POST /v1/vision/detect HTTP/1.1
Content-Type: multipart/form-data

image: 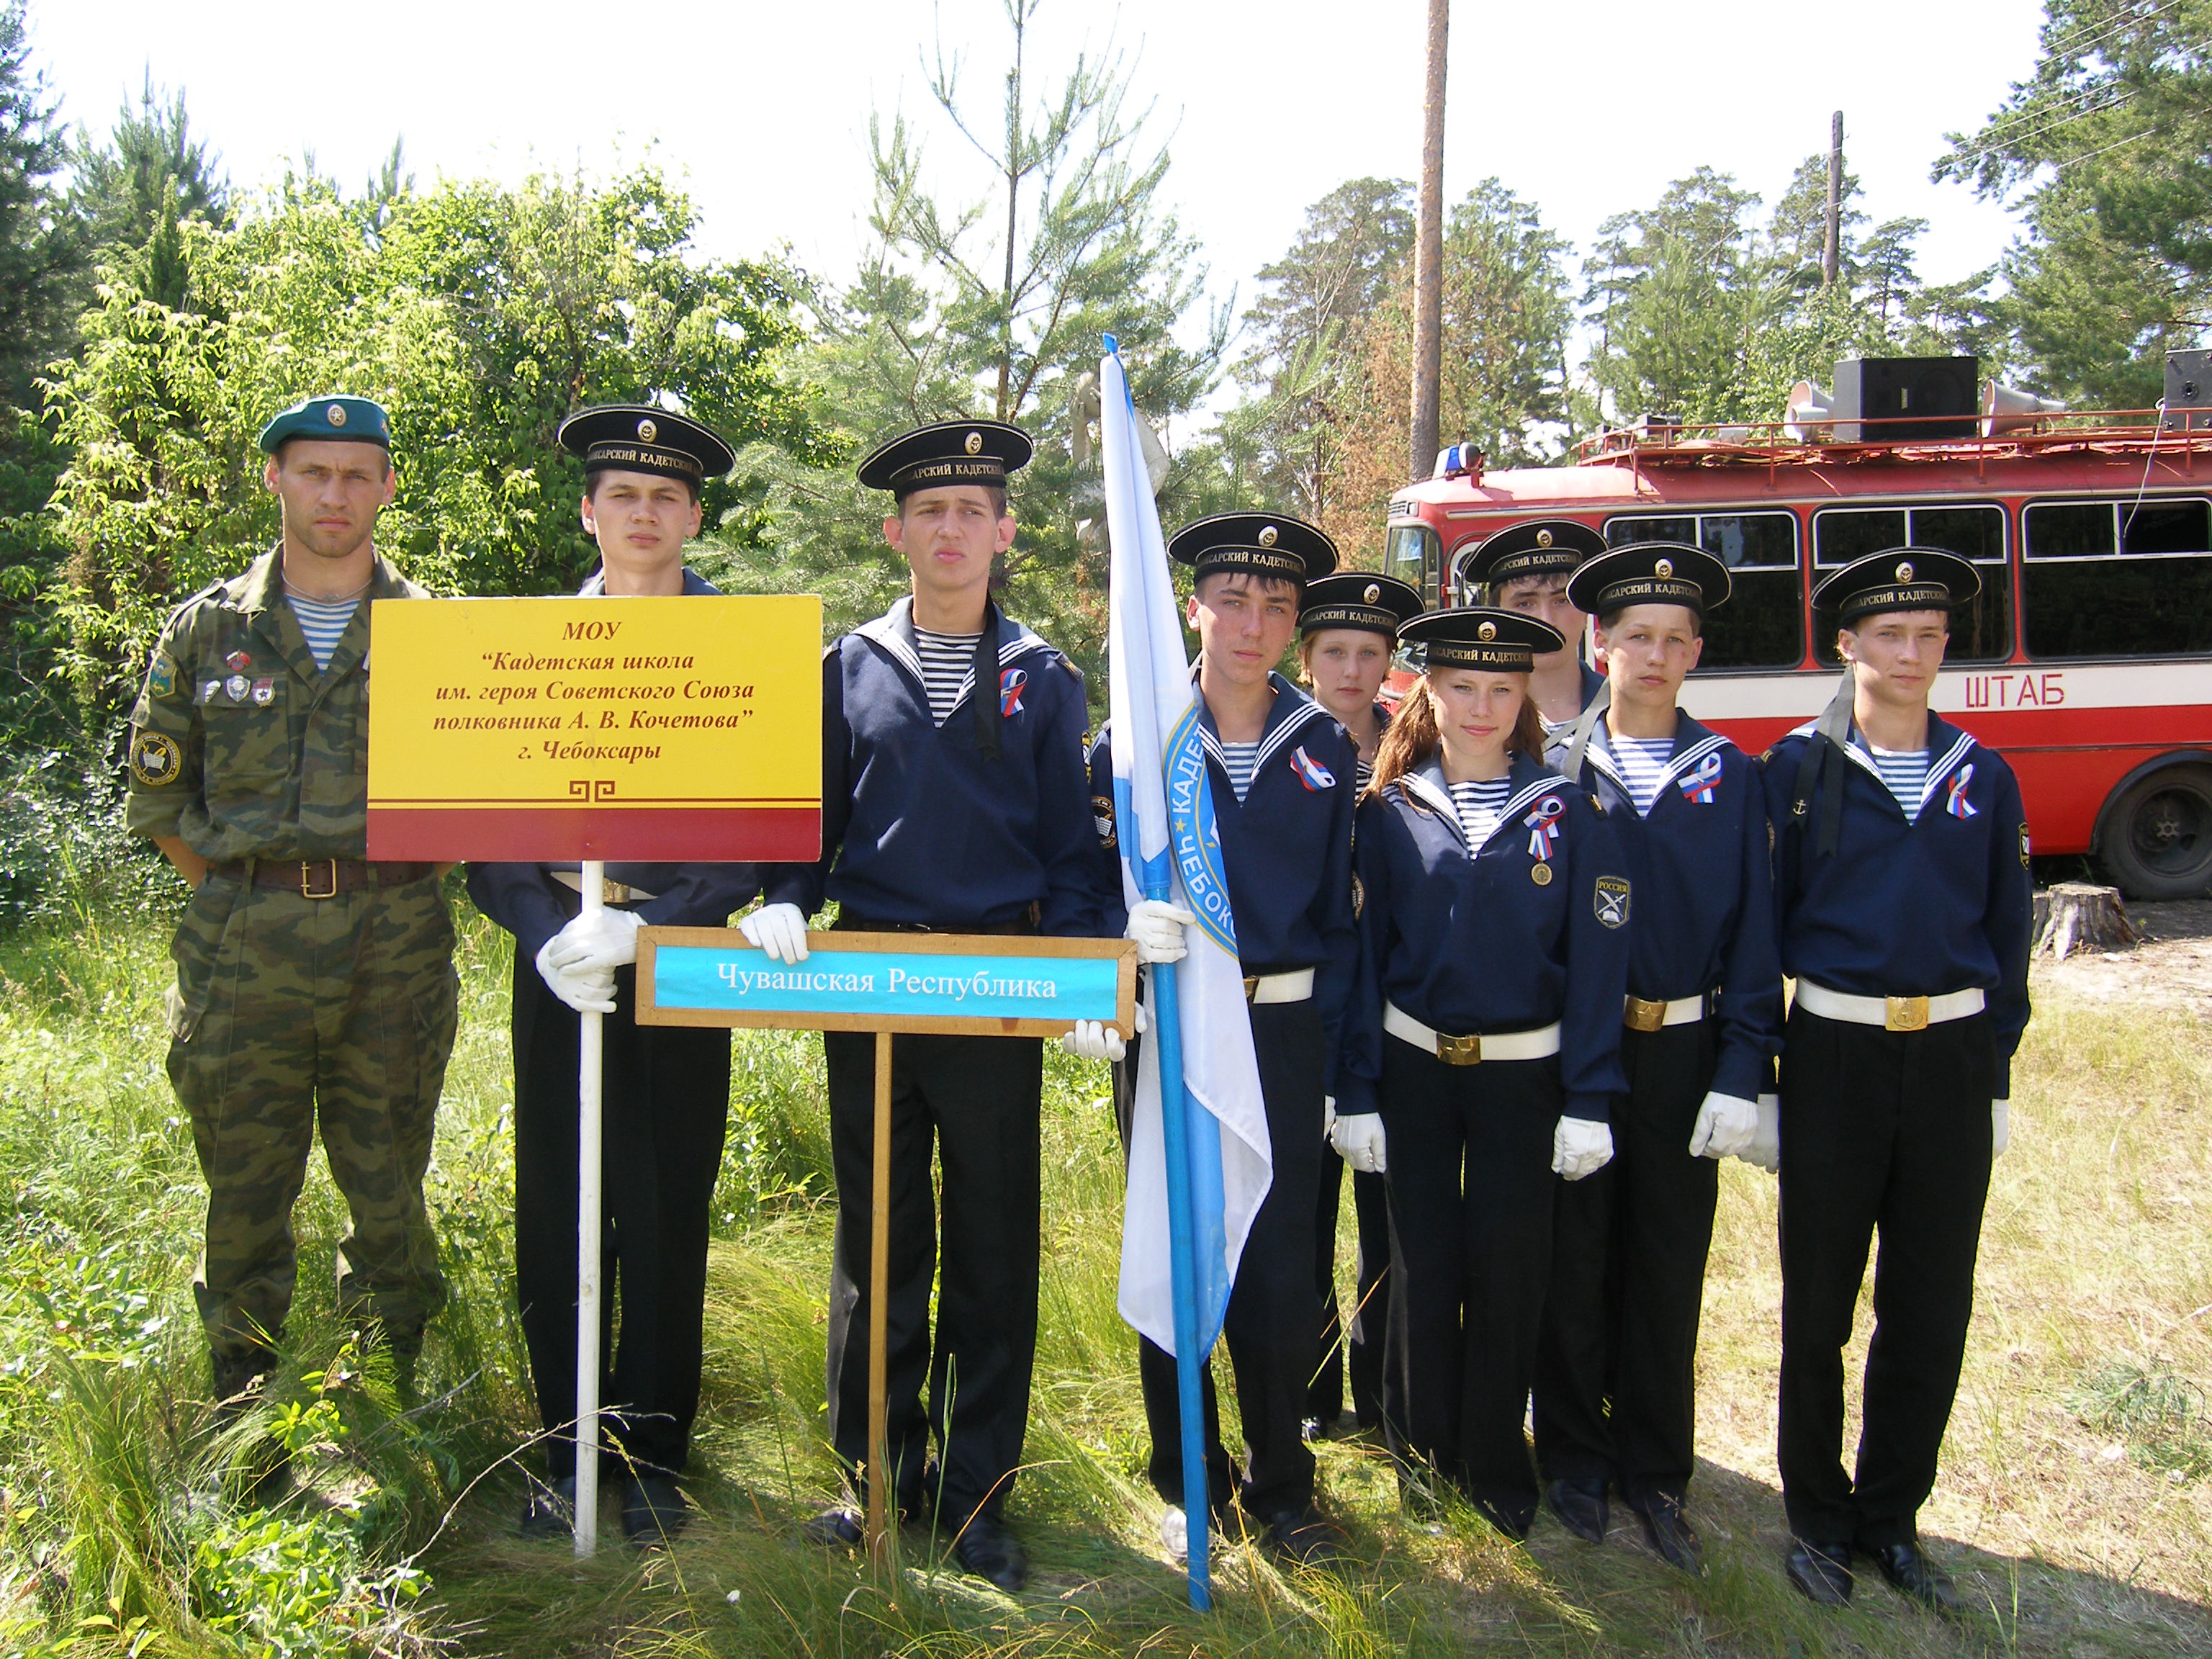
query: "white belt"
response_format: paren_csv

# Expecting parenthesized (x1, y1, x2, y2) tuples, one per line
(1385, 1000, 1560, 1065)
(1244, 968, 1314, 1004)
(1794, 980, 1984, 1033)
(550, 871, 660, 904)
(1624, 992, 1709, 1033)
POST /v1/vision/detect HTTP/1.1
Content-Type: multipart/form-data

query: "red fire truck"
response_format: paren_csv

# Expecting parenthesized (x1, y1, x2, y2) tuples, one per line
(1380, 372, 2212, 899)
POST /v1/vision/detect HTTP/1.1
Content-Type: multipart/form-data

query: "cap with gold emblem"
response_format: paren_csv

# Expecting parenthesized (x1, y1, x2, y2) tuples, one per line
(1463, 518, 1607, 590)
(1169, 511, 1337, 587)
(1565, 541, 1732, 620)
(1400, 606, 1565, 673)
(1812, 546, 1981, 625)
(558, 404, 737, 486)
(857, 419, 1033, 498)
(256, 394, 392, 453)
(1298, 570, 1424, 638)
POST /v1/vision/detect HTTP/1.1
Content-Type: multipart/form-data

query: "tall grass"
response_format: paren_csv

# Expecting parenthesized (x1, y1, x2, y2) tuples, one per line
(2, 889, 2209, 1655)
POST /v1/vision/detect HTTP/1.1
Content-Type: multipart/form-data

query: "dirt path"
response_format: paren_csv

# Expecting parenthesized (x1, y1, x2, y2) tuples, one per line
(2032, 897, 2212, 1007)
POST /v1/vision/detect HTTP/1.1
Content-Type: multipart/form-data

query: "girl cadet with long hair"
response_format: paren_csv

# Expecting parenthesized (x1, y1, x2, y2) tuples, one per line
(1330, 608, 1632, 1542)
(1292, 572, 1422, 1436)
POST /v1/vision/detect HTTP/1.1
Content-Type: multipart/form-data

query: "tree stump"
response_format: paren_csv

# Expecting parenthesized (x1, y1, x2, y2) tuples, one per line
(2033, 883, 2142, 961)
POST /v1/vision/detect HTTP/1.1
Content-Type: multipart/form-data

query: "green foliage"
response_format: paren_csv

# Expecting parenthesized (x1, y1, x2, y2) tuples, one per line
(1937, 0, 2212, 405)
(43, 164, 824, 727)
(67, 73, 230, 315)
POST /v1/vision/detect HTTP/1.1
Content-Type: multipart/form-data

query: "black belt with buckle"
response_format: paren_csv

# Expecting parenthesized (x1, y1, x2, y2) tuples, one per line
(210, 858, 436, 898)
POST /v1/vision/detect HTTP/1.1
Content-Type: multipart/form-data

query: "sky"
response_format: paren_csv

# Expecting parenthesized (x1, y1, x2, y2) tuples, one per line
(24, 0, 2049, 387)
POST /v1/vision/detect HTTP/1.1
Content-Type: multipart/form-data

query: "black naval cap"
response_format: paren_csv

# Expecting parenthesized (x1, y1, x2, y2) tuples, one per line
(858, 420, 1033, 499)
(1813, 547, 1982, 626)
(258, 394, 392, 452)
(559, 404, 736, 487)
(1567, 541, 1732, 620)
(1401, 606, 1565, 674)
(1465, 518, 1607, 589)
(1169, 511, 1337, 587)
(1298, 571, 1424, 638)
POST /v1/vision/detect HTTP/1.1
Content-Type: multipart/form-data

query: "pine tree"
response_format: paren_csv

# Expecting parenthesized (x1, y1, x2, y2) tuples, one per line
(0, 0, 78, 408)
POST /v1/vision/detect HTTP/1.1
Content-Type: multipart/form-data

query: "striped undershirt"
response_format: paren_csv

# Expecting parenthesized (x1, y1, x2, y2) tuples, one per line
(287, 592, 360, 671)
(1448, 776, 1514, 848)
(1865, 745, 1930, 818)
(912, 627, 981, 727)
(1602, 729, 1675, 819)
(1355, 755, 1375, 793)
(1218, 741, 1261, 803)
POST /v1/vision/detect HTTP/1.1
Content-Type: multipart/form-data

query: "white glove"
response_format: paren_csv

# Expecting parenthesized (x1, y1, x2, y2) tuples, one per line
(542, 907, 644, 975)
(1330, 1112, 1387, 1174)
(1992, 1099, 2010, 1158)
(1742, 1093, 1781, 1174)
(1323, 1096, 1338, 1141)
(1687, 1091, 1760, 1161)
(1551, 1116, 1614, 1181)
(1060, 1019, 1127, 1061)
(534, 937, 616, 1015)
(1124, 899, 1195, 965)
(738, 902, 809, 963)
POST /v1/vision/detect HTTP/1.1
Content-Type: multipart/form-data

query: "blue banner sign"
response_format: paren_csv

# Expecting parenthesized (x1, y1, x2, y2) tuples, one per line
(646, 938, 1125, 1030)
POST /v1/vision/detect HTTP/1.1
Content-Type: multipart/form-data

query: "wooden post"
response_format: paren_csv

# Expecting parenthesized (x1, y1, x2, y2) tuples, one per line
(866, 1028, 894, 1565)
(2033, 881, 2141, 961)
(573, 860, 606, 1557)
(1408, 0, 1448, 482)
(1823, 110, 1843, 289)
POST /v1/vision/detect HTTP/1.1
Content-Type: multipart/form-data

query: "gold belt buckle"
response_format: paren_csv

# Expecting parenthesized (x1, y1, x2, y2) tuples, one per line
(299, 859, 338, 899)
(1437, 1031, 1482, 1066)
(1623, 995, 1668, 1033)
(1243, 975, 1259, 1002)
(603, 879, 632, 904)
(1884, 994, 1930, 1033)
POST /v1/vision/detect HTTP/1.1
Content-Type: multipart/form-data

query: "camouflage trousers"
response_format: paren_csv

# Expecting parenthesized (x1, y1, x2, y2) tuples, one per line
(165, 869, 459, 1362)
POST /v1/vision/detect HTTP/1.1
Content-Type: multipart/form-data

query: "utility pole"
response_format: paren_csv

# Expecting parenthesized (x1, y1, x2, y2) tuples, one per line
(1823, 109, 1843, 289)
(1409, 0, 1447, 482)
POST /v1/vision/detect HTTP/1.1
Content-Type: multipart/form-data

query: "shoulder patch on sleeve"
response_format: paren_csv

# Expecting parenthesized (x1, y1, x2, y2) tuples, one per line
(1593, 873, 1631, 930)
(1093, 793, 1116, 848)
(129, 729, 182, 787)
(147, 651, 179, 700)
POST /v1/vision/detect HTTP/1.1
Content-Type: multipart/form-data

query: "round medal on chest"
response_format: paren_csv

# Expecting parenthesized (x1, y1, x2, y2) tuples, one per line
(1530, 862, 1553, 886)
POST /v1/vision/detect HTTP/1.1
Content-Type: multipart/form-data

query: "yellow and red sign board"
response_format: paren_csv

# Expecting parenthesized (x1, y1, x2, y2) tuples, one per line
(365, 595, 822, 862)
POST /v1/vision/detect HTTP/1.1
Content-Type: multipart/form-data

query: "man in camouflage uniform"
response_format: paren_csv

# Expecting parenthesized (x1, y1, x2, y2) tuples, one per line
(126, 394, 458, 1402)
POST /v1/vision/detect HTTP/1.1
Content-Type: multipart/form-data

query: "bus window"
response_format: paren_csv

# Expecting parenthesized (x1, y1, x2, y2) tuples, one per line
(1812, 503, 2010, 664)
(2023, 497, 2212, 658)
(1605, 510, 1801, 670)
(1385, 524, 1438, 607)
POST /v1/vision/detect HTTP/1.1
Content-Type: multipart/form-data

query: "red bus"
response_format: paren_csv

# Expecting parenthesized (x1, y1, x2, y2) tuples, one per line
(1379, 405, 2212, 898)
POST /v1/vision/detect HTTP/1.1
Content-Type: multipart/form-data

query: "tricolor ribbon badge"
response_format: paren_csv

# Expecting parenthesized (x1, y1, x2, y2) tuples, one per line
(999, 666, 1028, 717)
(1525, 794, 1565, 860)
(1678, 750, 1723, 804)
(1290, 745, 1336, 791)
(1946, 762, 1977, 819)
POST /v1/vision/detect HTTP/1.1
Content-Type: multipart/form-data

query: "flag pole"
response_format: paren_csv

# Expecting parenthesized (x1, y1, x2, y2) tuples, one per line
(573, 859, 606, 1556)
(1147, 952, 1213, 1609)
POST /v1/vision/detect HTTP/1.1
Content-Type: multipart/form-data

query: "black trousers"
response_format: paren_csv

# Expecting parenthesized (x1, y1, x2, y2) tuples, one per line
(1379, 1033, 1564, 1534)
(1533, 1017, 1720, 1506)
(824, 1028, 1042, 1529)
(1777, 1004, 1994, 1549)
(1116, 999, 1328, 1518)
(511, 956, 730, 1479)
(1310, 1153, 1391, 1431)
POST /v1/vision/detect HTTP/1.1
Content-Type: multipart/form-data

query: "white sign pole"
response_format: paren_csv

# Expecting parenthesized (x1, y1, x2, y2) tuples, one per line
(573, 860, 606, 1556)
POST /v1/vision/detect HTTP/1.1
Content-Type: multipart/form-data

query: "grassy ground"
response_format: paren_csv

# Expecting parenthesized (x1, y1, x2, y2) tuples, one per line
(3, 881, 2209, 1655)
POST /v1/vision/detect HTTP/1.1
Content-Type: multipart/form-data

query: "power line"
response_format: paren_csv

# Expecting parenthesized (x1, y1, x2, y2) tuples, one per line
(1944, 0, 2188, 162)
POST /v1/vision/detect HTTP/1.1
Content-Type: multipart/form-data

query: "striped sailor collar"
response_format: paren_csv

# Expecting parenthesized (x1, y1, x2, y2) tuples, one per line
(1399, 750, 1568, 853)
(1796, 709, 1978, 822)
(856, 595, 1048, 688)
(239, 544, 410, 616)
(1190, 669, 1339, 782)
(1586, 712, 1731, 796)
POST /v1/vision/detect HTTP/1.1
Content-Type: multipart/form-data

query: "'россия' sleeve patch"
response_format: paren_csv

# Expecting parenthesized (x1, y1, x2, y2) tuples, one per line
(130, 729, 182, 787)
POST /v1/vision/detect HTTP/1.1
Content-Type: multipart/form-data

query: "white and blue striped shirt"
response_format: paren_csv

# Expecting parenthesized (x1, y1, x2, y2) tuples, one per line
(1865, 745, 1930, 818)
(287, 593, 360, 671)
(1448, 776, 1514, 848)
(1602, 729, 1676, 819)
(1219, 741, 1262, 804)
(912, 627, 980, 727)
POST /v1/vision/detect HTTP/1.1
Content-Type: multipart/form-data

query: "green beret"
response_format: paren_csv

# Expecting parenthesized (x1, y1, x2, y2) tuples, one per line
(257, 395, 392, 453)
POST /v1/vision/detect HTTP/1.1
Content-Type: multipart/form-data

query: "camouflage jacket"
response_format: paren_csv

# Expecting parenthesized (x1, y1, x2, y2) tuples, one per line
(126, 547, 428, 861)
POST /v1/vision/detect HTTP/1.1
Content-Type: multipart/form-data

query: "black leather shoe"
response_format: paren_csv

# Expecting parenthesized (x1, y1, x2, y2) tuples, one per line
(1472, 1494, 1533, 1542)
(950, 1512, 1028, 1592)
(1629, 1493, 1704, 1575)
(804, 1505, 865, 1548)
(1545, 1477, 1609, 1544)
(1864, 1539, 1959, 1615)
(519, 1475, 576, 1539)
(620, 1473, 691, 1545)
(1258, 1504, 1348, 1566)
(1786, 1537, 1855, 1606)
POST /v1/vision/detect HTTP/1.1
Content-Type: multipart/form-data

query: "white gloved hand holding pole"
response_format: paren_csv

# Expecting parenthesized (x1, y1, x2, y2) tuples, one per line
(542, 907, 646, 976)
(534, 937, 616, 1015)
(1741, 1094, 1781, 1174)
(1992, 1099, 2010, 1158)
(738, 902, 810, 964)
(1124, 899, 1195, 965)
(1330, 1111, 1387, 1174)
(1061, 1020, 1127, 1061)
(1686, 1091, 1760, 1161)
(1551, 1116, 1614, 1181)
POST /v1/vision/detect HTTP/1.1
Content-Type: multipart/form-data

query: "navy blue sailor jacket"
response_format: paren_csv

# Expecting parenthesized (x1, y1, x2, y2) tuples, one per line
(1086, 673, 1361, 1065)
(1550, 714, 1782, 1103)
(759, 595, 1101, 935)
(1336, 751, 1632, 1124)
(468, 566, 760, 961)
(1758, 710, 2033, 1097)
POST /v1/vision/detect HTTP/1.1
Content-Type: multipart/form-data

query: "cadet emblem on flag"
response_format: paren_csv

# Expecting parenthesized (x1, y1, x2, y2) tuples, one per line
(1946, 763, 1977, 819)
(1290, 745, 1336, 791)
(1593, 874, 1631, 929)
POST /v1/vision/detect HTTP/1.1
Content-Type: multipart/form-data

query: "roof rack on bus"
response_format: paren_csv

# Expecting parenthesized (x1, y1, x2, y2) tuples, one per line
(1573, 407, 2212, 469)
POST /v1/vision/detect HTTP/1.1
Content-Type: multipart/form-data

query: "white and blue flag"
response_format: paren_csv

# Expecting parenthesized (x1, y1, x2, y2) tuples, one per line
(1100, 346, 1272, 1357)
